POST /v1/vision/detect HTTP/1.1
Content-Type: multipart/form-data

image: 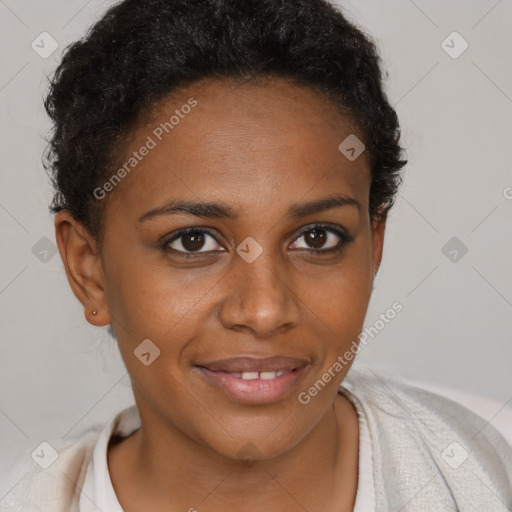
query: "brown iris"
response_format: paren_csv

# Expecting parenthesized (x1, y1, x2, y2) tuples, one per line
(304, 228, 327, 249)
(181, 231, 206, 251)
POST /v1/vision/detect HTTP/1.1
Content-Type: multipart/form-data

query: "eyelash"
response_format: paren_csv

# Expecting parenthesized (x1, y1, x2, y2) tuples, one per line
(162, 224, 354, 259)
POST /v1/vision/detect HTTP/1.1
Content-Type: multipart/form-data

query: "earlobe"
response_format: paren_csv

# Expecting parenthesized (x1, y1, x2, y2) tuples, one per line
(54, 210, 110, 326)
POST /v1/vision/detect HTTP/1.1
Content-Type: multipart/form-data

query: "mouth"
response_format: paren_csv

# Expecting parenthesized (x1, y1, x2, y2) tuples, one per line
(205, 368, 294, 380)
(194, 355, 310, 405)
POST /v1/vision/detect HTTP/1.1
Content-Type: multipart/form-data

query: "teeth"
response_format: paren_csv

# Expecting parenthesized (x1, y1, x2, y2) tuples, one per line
(241, 372, 259, 380)
(235, 370, 290, 380)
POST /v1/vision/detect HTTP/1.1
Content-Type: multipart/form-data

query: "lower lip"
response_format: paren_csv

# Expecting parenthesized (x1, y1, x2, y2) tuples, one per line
(196, 365, 308, 405)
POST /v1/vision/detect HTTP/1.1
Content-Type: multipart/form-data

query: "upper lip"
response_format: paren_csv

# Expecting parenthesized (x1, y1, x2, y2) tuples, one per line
(197, 355, 310, 373)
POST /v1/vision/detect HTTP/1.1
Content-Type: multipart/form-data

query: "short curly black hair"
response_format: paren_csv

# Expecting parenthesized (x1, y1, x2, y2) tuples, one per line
(44, 0, 407, 247)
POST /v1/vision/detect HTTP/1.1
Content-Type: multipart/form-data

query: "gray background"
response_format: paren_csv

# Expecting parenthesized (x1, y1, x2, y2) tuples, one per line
(1, 0, 511, 488)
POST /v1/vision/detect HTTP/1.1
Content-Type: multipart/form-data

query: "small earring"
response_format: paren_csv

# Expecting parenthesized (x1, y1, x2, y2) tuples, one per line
(92, 310, 97, 315)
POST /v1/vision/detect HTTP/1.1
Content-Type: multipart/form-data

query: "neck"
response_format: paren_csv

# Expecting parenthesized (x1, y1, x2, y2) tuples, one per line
(108, 393, 359, 512)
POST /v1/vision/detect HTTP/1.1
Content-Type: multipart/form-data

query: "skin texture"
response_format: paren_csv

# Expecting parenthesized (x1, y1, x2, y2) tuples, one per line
(54, 77, 386, 511)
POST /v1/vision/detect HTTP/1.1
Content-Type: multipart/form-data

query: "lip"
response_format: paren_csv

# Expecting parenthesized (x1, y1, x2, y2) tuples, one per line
(195, 355, 312, 405)
(196, 364, 309, 404)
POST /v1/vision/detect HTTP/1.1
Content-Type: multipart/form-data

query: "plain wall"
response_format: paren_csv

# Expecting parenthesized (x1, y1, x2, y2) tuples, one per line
(0, 0, 511, 484)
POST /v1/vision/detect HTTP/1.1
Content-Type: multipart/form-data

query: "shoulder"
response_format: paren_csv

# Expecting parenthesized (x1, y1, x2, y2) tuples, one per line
(343, 363, 511, 447)
(342, 363, 512, 511)
(1, 405, 140, 512)
(1, 425, 102, 512)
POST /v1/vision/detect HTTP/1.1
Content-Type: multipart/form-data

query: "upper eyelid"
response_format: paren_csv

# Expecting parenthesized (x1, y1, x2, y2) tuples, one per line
(293, 223, 349, 240)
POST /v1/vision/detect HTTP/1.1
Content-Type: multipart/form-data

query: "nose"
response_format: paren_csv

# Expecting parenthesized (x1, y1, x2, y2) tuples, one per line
(219, 254, 301, 339)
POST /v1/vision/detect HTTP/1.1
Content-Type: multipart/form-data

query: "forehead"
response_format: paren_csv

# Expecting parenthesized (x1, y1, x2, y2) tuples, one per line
(105, 77, 370, 217)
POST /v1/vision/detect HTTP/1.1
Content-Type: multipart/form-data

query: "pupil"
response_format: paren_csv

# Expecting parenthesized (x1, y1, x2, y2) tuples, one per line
(182, 232, 205, 251)
(305, 229, 326, 249)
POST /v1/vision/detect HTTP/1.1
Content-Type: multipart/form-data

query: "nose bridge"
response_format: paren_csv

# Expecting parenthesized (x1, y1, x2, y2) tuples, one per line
(219, 248, 300, 337)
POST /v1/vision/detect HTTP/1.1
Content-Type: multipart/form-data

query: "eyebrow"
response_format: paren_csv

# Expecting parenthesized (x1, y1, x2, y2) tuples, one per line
(137, 193, 361, 223)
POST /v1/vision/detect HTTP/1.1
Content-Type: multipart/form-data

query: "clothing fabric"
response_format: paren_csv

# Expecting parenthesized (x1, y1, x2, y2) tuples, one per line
(2, 364, 511, 511)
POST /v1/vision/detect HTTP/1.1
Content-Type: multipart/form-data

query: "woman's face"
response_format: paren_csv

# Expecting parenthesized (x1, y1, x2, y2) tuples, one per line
(64, 77, 385, 461)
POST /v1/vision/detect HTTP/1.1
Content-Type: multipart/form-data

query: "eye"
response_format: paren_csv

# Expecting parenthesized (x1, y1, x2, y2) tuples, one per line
(289, 224, 353, 254)
(163, 227, 224, 256)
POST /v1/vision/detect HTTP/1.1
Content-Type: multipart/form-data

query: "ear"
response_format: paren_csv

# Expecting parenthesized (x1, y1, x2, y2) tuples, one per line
(54, 210, 110, 326)
(370, 213, 387, 277)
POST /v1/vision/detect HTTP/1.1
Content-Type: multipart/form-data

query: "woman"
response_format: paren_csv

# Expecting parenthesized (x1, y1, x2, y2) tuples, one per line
(3, 0, 511, 510)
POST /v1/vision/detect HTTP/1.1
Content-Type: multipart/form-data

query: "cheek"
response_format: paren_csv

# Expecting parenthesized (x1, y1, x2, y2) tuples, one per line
(304, 237, 373, 312)
(304, 242, 374, 356)
(104, 252, 205, 337)
(104, 260, 219, 390)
